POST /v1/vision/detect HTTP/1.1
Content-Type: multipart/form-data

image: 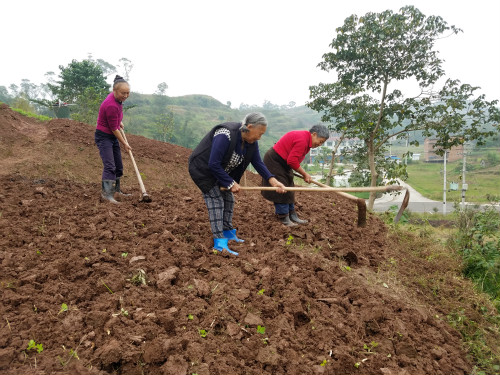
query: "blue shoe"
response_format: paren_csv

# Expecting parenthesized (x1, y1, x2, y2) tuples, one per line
(223, 229, 245, 243)
(213, 238, 239, 256)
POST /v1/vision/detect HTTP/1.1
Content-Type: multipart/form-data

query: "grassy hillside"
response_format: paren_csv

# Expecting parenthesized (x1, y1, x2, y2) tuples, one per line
(123, 92, 322, 153)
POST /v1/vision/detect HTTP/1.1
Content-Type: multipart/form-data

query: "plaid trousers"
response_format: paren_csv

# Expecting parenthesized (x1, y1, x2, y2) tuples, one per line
(202, 185, 234, 238)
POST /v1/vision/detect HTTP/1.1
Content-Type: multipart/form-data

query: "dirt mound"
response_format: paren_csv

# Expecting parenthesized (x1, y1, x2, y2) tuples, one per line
(0, 104, 472, 374)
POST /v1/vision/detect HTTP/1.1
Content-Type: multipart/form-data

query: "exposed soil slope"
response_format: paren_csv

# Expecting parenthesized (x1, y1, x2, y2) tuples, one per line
(0, 104, 472, 374)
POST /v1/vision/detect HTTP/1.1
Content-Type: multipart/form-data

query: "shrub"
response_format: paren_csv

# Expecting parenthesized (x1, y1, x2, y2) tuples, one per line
(453, 207, 500, 310)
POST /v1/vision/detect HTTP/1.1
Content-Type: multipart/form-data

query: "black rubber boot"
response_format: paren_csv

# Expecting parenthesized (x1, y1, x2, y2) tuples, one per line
(290, 211, 308, 224)
(114, 178, 131, 196)
(277, 214, 297, 227)
(101, 180, 119, 204)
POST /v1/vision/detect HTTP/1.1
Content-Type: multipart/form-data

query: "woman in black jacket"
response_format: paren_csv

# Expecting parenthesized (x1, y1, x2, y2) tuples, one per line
(189, 112, 286, 256)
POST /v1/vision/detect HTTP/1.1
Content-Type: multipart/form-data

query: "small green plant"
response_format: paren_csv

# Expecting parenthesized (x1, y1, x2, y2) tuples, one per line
(320, 359, 327, 366)
(354, 362, 360, 368)
(198, 329, 208, 338)
(257, 325, 266, 334)
(121, 252, 128, 258)
(187, 314, 194, 320)
(286, 235, 294, 245)
(58, 303, 68, 315)
(68, 348, 79, 360)
(120, 308, 129, 317)
(57, 345, 80, 367)
(363, 341, 379, 353)
(38, 218, 46, 236)
(257, 288, 265, 295)
(129, 269, 147, 286)
(341, 265, 352, 272)
(26, 339, 43, 353)
(100, 279, 114, 294)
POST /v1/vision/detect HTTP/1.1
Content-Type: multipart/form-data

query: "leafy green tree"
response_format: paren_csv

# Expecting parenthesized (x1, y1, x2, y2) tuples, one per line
(71, 86, 109, 125)
(308, 6, 499, 208)
(0, 86, 12, 104)
(154, 112, 175, 143)
(8, 84, 19, 97)
(48, 59, 109, 103)
(19, 79, 39, 99)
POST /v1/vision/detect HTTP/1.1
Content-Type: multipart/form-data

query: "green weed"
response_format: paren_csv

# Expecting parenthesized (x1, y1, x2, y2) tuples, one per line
(58, 303, 68, 315)
(363, 341, 379, 353)
(26, 339, 43, 353)
(128, 269, 147, 286)
(198, 329, 208, 338)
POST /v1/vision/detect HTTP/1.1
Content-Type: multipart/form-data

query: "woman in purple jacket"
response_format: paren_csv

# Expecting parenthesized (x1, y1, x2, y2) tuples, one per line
(95, 75, 132, 203)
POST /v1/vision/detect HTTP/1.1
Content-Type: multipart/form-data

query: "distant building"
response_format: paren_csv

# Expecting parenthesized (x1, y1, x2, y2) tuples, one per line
(412, 153, 421, 161)
(424, 138, 463, 162)
(309, 136, 364, 163)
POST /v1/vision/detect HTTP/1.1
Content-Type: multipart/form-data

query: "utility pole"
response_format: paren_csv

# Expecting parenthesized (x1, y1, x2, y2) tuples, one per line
(461, 143, 468, 210)
(443, 150, 447, 215)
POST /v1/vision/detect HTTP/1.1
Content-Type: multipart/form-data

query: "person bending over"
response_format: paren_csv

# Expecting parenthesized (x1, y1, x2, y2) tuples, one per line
(189, 112, 286, 256)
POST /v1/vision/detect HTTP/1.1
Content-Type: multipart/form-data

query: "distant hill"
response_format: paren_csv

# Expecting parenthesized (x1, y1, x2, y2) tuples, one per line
(124, 92, 323, 152)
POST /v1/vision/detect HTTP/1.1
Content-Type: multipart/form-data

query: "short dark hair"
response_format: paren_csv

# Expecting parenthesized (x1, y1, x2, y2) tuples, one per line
(113, 75, 128, 89)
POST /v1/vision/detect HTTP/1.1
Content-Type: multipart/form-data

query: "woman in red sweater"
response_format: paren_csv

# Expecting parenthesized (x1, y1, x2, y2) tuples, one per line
(261, 125, 329, 225)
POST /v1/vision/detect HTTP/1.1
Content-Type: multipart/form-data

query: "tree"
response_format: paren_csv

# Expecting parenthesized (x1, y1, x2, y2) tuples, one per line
(154, 112, 175, 143)
(48, 59, 109, 103)
(96, 59, 117, 77)
(325, 130, 346, 186)
(0, 86, 12, 104)
(156, 82, 168, 95)
(118, 58, 134, 81)
(316, 146, 332, 178)
(308, 6, 499, 209)
(72, 86, 109, 125)
(19, 79, 39, 99)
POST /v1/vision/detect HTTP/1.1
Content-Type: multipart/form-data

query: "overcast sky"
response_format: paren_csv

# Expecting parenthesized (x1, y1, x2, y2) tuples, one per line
(2, 0, 499, 107)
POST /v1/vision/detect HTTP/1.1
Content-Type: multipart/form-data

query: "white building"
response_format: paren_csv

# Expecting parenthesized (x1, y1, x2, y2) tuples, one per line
(309, 136, 364, 162)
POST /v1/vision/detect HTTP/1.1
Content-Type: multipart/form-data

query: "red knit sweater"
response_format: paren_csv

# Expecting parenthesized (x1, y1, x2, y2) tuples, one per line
(272, 130, 312, 169)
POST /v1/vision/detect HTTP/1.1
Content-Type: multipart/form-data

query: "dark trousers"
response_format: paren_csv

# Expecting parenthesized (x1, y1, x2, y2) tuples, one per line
(274, 203, 295, 215)
(95, 130, 123, 180)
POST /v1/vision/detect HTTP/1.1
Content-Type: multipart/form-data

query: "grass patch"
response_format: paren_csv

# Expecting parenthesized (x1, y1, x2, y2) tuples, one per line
(383, 213, 500, 374)
(406, 161, 500, 204)
(12, 108, 52, 122)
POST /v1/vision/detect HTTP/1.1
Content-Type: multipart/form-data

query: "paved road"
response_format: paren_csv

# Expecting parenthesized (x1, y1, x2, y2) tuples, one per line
(369, 181, 499, 214)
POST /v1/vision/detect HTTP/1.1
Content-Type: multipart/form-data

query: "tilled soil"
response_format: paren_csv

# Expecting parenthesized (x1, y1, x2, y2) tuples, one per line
(0, 104, 472, 374)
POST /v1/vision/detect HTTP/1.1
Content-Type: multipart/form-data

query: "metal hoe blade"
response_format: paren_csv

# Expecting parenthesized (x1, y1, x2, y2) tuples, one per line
(393, 189, 410, 224)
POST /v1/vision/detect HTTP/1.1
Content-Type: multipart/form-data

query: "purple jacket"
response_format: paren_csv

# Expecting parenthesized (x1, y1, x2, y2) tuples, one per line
(96, 93, 123, 134)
